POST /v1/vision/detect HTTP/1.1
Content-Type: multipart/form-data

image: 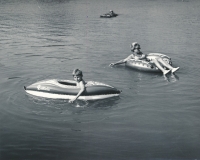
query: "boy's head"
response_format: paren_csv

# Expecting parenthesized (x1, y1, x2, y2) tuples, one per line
(72, 69, 83, 81)
(72, 69, 83, 76)
(130, 42, 141, 52)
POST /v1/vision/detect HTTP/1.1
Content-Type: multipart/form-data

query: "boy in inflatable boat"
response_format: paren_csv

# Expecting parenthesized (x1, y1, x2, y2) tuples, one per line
(109, 42, 179, 75)
(69, 69, 86, 103)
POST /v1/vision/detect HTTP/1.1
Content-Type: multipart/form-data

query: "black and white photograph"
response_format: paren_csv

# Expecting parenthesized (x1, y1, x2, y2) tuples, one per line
(0, 0, 200, 159)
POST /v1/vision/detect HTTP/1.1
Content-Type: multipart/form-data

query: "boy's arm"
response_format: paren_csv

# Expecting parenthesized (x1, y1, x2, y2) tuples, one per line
(69, 81, 85, 103)
(76, 82, 85, 99)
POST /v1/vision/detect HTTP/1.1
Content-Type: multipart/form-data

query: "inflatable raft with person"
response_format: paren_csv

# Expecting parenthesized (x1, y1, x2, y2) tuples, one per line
(125, 53, 172, 72)
(24, 79, 121, 100)
(100, 10, 118, 18)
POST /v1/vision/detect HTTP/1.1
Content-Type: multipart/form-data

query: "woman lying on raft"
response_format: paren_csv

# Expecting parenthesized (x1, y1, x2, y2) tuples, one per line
(109, 42, 179, 75)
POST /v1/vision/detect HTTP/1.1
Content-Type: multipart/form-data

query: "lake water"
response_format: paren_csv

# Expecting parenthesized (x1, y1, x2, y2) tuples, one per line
(0, 0, 200, 159)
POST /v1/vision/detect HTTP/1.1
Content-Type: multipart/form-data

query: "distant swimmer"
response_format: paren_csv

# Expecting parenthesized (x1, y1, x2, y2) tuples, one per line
(100, 10, 118, 18)
(109, 10, 114, 16)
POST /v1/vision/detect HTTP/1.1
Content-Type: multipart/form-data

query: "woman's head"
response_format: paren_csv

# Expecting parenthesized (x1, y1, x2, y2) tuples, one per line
(130, 42, 141, 52)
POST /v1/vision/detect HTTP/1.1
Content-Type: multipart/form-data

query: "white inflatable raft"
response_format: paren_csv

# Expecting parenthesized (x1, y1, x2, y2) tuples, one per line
(24, 79, 121, 100)
(125, 53, 172, 72)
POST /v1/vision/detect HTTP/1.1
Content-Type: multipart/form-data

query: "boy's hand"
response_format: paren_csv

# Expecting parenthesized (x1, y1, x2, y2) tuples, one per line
(69, 98, 76, 103)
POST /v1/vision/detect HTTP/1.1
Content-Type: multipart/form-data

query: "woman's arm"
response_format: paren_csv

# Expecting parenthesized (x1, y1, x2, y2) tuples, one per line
(109, 59, 126, 66)
(109, 55, 133, 66)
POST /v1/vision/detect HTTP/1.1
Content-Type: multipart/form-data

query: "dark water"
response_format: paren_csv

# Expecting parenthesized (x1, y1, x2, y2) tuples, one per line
(0, 0, 200, 159)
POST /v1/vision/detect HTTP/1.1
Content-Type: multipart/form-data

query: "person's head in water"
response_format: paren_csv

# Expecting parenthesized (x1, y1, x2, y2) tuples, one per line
(130, 42, 141, 53)
(72, 69, 83, 82)
(110, 10, 114, 14)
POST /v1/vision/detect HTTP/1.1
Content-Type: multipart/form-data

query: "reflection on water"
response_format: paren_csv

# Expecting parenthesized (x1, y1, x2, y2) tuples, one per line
(164, 73, 180, 82)
(27, 92, 120, 110)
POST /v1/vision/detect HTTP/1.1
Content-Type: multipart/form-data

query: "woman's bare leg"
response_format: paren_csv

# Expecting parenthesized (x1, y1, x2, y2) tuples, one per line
(157, 58, 179, 73)
(152, 59, 170, 75)
(157, 58, 173, 69)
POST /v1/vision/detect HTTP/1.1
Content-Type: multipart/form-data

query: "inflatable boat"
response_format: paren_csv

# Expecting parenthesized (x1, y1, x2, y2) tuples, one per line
(100, 13, 118, 18)
(125, 53, 172, 72)
(24, 79, 121, 100)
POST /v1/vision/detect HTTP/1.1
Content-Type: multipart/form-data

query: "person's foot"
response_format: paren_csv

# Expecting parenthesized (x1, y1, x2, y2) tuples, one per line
(171, 67, 179, 73)
(163, 69, 170, 75)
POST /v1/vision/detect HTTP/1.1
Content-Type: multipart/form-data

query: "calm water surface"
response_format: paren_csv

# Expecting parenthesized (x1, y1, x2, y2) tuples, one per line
(0, 0, 200, 160)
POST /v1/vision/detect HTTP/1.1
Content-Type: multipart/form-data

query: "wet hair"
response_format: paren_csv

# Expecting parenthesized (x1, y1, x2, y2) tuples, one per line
(130, 42, 141, 51)
(72, 69, 83, 77)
